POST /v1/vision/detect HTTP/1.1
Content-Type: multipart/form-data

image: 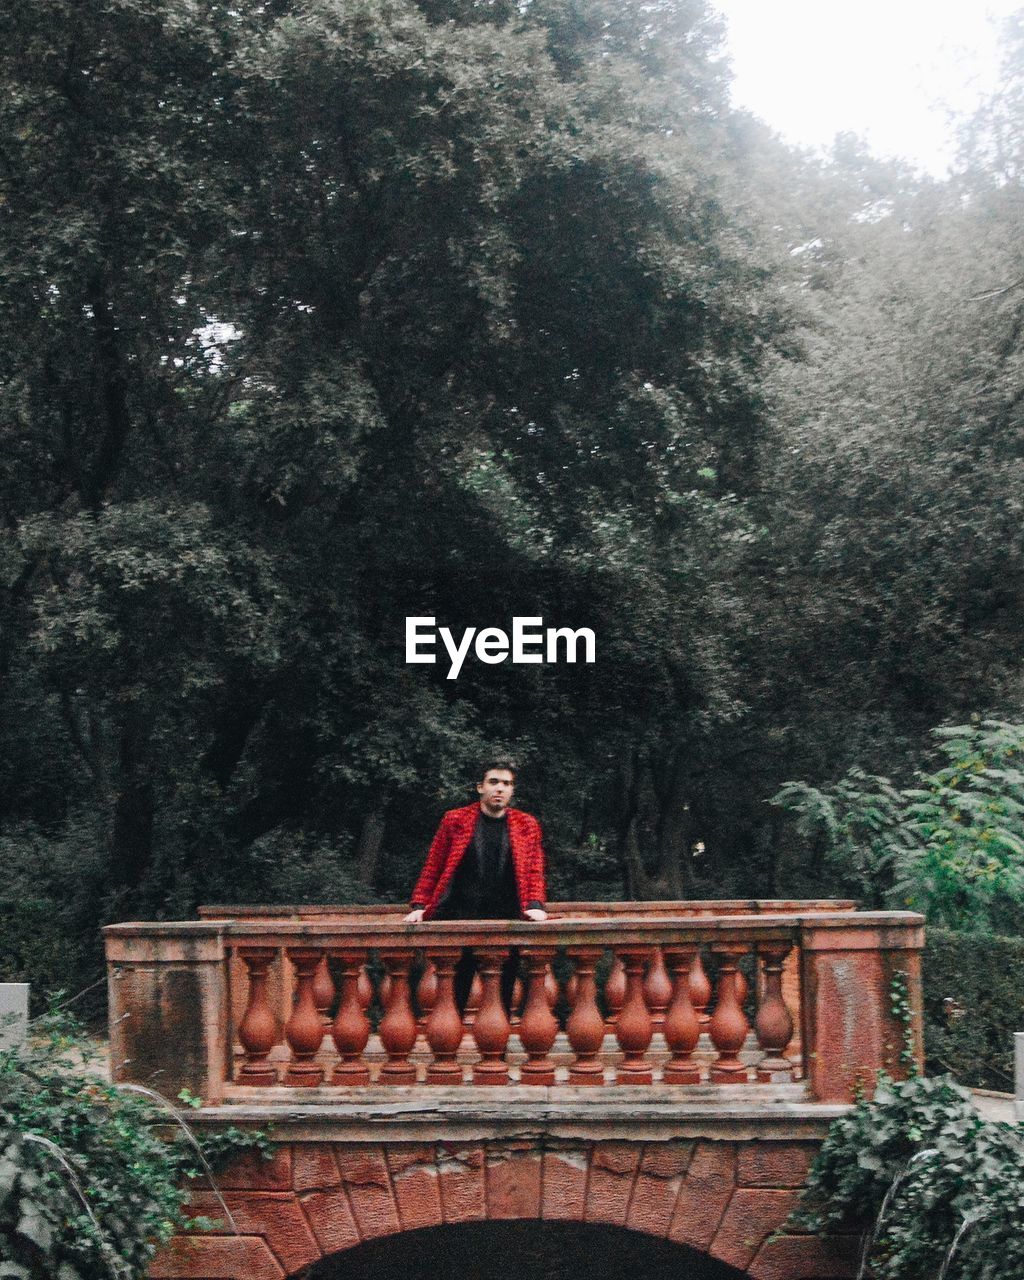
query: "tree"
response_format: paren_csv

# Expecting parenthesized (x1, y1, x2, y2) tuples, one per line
(0, 0, 794, 987)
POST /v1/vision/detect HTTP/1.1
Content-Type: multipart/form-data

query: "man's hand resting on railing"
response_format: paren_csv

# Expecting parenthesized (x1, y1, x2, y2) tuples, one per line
(524, 908, 548, 921)
(404, 908, 425, 923)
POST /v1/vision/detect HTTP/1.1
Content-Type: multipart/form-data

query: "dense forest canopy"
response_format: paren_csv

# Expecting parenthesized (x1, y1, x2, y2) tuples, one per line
(1, 0, 1023, 997)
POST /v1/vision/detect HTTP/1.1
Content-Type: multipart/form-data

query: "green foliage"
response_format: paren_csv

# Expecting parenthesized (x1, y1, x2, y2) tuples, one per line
(0, 820, 107, 1016)
(888, 971, 919, 1077)
(241, 831, 378, 906)
(772, 768, 910, 905)
(800, 1074, 1024, 1280)
(0, 1012, 188, 1278)
(0, 1010, 271, 1279)
(923, 928, 1024, 1090)
(0, 0, 801, 960)
(897, 722, 1024, 931)
(3, 0, 1024, 980)
(774, 722, 1024, 931)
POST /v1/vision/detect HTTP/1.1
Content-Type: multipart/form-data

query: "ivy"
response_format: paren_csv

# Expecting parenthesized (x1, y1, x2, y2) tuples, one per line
(0, 1009, 270, 1280)
(888, 970, 918, 1076)
(799, 1074, 1024, 1280)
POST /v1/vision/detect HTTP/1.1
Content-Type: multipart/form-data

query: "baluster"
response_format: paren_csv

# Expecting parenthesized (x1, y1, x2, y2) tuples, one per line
(604, 955, 626, 1028)
(313, 955, 335, 1028)
(464, 971, 484, 1026)
(755, 942, 795, 1083)
(510, 975, 525, 1025)
(565, 948, 605, 1085)
(519, 948, 558, 1085)
(662, 946, 702, 1084)
(615, 948, 654, 1084)
(357, 965, 373, 1011)
(472, 948, 511, 1084)
(236, 946, 280, 1085)
(284, 947, 326, 1087)
(417, 959, 438, 1032)
(708, 945, 750, 1084)
(425, 950, 464, 1084)
(330, 949, 371, 1086)
(689, 948, 713, 1027)
(544, 964, 559, 1010)
(565, 971, 579, 1008)
(781, 948, 803, 1077)
(378, 952, 418, 1083)
(642, 947, 672, 1031)
(277, 944, 292, 1031)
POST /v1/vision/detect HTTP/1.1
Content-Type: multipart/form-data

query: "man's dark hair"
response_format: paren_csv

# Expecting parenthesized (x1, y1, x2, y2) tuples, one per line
(479, 757, 517, 782)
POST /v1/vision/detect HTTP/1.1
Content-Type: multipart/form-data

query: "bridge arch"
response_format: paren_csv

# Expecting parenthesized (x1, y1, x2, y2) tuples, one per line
(306, 1219, 749, 1280)
(154, 1138, 857, 1280)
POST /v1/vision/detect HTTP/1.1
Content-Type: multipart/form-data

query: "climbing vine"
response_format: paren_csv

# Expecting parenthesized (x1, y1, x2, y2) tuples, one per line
(799, 1074, 1024, 1280)
(888, 970, 919, 1076)
(0, 1009, 269, 1280)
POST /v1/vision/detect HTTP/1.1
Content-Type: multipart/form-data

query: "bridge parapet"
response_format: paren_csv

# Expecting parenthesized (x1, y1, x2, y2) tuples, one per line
(104, 902, 923, 1109)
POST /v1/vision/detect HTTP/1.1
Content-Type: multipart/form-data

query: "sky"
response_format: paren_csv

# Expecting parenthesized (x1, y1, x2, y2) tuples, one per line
(713, 0, 1021, 176)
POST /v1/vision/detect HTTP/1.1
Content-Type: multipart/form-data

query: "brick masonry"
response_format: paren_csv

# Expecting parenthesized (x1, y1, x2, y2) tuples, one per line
(150, 1138, 856, 1279)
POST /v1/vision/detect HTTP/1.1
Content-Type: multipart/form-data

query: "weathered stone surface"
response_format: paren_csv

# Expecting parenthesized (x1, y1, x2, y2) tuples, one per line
(541, 1144, 589, 1221)
(584, 1142, 641, 1226)
(749, 1232, 859, 1279)
(800, 919, 924, 1103)
(710, 1188, 802, 1272)
(387, 1144, 444, 1232)
(184, 1192, 319, 1273)
(149, 1235, 285, 1279)
(737, 1141, 817, 1188)
(485, 1144, 543, 1220)
(335, 1145, 400, 1239)
(437, 1142, 487, 1223)
(299, 1188, 361, 1254)
(211, 1146, 293, 1191)
(106, 927, 229, 1104)
(625, 1142, 694, 1237)
(292, 1143, 342, 1192)
(666, 1141, 736, 1249)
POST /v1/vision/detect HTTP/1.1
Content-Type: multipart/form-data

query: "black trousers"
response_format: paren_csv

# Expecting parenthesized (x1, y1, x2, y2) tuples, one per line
(454, 946, 520, 1015)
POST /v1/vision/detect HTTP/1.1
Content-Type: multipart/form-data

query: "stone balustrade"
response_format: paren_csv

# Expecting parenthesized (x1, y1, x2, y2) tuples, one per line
(104, 902, 923, 1108)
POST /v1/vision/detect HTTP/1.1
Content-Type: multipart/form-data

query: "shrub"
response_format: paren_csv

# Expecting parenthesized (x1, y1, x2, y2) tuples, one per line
(0, 1009, 269, 1280)
(923, 927, 1024, 1090)
(774, 720, 1024, 933)
(800, 1073, 1024, 1280)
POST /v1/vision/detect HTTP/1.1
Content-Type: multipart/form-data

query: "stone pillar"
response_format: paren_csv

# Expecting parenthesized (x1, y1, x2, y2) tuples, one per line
(104, 923, 230, 1104)
(799, 913, 924, 1103)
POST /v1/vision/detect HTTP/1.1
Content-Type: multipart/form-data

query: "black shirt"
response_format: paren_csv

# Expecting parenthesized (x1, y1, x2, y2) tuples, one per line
(433, 811, 520, 919)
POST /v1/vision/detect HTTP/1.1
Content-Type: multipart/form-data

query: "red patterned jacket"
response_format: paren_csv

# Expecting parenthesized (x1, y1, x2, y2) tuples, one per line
(409, 803, 547, 920)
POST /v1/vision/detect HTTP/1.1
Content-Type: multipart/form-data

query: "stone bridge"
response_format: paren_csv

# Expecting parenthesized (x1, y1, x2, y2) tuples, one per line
(103, 900, 925, 1280)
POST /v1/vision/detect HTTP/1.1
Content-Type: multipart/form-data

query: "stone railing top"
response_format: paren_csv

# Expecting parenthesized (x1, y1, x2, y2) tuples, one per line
(103, 909, 924, 957)
(195, 898, 859, 919)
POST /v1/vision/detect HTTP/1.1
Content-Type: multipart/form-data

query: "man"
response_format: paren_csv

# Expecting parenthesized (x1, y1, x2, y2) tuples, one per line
(404, 759, 547, 1011)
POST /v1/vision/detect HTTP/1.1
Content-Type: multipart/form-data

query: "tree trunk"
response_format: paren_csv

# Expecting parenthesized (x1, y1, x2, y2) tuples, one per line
(615, 747, 650, 899)
(108, 709, 154, 896)
(356, 804, 388, 890)
(654, 748, 696, 899)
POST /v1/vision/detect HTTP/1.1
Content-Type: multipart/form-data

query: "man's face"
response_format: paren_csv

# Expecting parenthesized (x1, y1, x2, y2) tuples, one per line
(477, 769, 515, 816)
